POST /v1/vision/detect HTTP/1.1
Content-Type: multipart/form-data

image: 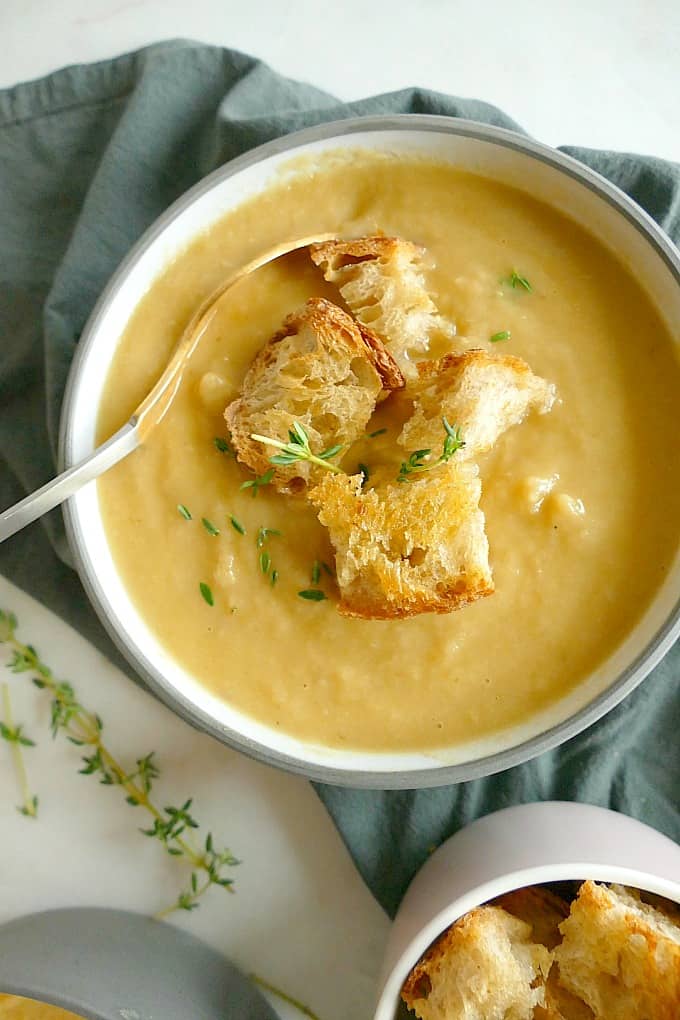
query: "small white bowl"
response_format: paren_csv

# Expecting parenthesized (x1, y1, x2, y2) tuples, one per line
(60, 116, 680, 787)
(373, 801, 680, 1018)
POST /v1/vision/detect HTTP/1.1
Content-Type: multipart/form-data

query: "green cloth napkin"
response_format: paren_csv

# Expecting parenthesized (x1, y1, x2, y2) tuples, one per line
(1, 39, 678, 919)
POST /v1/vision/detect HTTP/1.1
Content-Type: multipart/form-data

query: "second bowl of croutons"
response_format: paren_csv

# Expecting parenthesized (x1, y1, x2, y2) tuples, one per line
(375, 801, 680, 1019)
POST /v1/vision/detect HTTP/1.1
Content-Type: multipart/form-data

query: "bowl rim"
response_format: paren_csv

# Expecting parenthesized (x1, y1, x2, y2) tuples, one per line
(60, 113, 680, 789)
(375, 862, 680, 1017)
(373, 801, 680, 1017)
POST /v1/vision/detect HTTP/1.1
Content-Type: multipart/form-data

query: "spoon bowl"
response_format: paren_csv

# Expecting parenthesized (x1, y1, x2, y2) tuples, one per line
(0, 233, 334, 544)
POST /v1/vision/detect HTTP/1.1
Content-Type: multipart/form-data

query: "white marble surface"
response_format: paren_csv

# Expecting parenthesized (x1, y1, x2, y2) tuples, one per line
(1, 0, 679, 161)
(0, 578, 389, 1020)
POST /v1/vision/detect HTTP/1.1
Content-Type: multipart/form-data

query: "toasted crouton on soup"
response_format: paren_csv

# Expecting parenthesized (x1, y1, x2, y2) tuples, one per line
(224, 297, 403, 493)
(309, 236, 452, 378)
(401, 905, 553, 1020)
(554, 881, 680, 1020)
(309, 463, 493, 620)
(400, 349, 556, 461)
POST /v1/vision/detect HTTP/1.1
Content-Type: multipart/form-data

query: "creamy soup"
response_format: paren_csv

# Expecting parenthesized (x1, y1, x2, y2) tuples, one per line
(0, 997, 83, 1019)
(97, 153, 680, 752)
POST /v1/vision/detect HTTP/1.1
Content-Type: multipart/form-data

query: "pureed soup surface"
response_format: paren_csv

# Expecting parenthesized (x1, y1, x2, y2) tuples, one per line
(0, 997, 83, 1019)
(97, 153, 680, 752)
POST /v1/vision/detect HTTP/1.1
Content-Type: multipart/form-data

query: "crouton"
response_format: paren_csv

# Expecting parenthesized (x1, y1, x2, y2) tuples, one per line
(493, 887, 570, 950)
(309, 464, 493, 619)
(554, 881, 680, 1019)
(536, 969, 595, 1020)
(401, 905, 553, 1020)
(224, 297, 403, 493)
(400, 350, 556, 461)
(309, 236, 452, 379)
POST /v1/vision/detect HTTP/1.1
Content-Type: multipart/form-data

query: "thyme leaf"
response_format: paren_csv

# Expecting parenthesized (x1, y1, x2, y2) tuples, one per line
(240, 468, 275, 497)
(250, 423, 345, 475)
(230, 516, 246, 535)
(298, 589, 327, 602)
(213, 436, 233, 456)
(507, 270, 532, 292)
(256, 527, 281, 549)
(397, 418, 465, 482)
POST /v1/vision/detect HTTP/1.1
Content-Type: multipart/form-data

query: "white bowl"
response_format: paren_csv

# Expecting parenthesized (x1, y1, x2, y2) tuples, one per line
(60, 115, 680, 787)
(374, 801, 680, 1018)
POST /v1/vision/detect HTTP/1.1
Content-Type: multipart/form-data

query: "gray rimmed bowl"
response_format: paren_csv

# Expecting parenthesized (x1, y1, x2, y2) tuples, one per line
(60, 115, 680, 788)
(0, 908, 277, 1020)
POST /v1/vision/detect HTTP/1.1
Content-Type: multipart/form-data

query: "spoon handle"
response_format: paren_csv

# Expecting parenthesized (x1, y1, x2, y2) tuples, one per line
(0, 421, 139, 544)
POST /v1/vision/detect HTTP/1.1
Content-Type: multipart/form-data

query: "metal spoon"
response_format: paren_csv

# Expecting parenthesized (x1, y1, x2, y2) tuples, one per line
(0, 233, 334, 543)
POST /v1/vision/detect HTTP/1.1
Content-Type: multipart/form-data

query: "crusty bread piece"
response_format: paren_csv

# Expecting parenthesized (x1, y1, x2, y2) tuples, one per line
(493, 887, 570, 951)
(400, 350, 556, 461)
(535, 969, 595, 1020)
(309, 464, 493, 619)
(401, 905, 553, 1020)
(554, 881, 680, 1019)
(309, 236, 452, 379)
(224, 297, 403, 493)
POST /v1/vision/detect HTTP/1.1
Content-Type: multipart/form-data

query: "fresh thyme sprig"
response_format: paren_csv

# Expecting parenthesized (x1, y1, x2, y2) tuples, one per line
(240, 468, 274, 497)
(251, 423, 345, 475)
(1, 675, 38, 818)
(397, 417, 465, 482)
(0, 608, 238, 916)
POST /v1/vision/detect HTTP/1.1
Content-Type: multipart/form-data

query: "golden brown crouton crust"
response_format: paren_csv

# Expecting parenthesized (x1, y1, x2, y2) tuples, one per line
(310, 469, 494, 620)
(401, 906, 552, 1020)
(310, 234, 423, 267)
(554, 881, 680, 1020)
(401, 348, 556, 460)
(310, 236, 451, 379)
(224, 298, 403, 493)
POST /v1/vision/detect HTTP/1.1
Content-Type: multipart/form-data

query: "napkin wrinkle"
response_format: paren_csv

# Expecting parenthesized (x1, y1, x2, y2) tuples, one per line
(559, 145, 680, 235)
(317, 652, 680, 915)
(214, 86, 523, 168)
(0, 40, 677, 922)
